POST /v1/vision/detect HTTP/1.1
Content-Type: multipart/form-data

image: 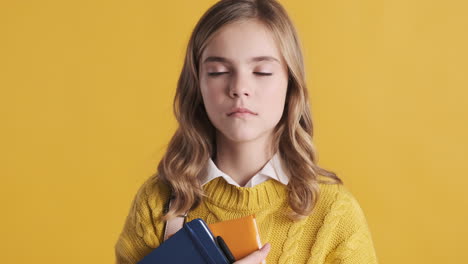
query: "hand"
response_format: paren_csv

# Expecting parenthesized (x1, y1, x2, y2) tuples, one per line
(233, 243, 271, 264)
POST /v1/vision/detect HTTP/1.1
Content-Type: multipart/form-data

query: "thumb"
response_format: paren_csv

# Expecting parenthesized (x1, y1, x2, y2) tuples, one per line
(235, 243, 271, 264)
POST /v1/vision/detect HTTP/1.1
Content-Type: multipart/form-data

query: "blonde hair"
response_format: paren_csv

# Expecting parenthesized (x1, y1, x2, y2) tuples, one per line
(157, 0, 343, 222)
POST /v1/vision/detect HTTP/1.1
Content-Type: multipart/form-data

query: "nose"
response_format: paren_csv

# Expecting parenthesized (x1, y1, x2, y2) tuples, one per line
(228, 72, 251, 98)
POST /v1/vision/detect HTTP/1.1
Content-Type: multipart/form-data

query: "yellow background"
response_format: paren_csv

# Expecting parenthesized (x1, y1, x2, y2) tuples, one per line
(1, 0, 466, 263)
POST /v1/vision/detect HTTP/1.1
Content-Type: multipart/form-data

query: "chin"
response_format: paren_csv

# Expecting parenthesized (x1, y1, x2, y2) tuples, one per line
(227, 136, 258, 143)
(222, 130, 266, 143)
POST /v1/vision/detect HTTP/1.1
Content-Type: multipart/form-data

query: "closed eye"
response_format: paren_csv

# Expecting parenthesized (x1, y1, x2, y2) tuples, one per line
(208, 72, 229, 76)
(254, 72, 273, 76)
(207, 72, 273, 77)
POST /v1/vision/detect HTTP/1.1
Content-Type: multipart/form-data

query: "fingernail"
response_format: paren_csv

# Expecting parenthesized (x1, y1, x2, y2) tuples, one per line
(262, 243, 271, 251)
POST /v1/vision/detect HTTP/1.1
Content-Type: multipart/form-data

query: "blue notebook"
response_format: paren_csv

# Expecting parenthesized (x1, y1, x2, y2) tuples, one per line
(137, 218, 232, 264)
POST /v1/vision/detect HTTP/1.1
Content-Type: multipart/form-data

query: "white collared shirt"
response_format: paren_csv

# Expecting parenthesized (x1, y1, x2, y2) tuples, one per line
(200, 152, 289, 187)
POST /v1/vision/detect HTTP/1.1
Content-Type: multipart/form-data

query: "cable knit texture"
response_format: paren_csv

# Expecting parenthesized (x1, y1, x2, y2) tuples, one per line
(115, 176, 379, 264)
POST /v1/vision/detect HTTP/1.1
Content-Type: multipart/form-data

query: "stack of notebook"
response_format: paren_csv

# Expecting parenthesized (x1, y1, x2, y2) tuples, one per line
(137, 215, 263, 264)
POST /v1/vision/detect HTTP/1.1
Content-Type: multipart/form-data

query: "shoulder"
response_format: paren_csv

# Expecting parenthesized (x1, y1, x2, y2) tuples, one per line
(317, 181, 375, 245)
(135, 174, 171, 211)
(317, 181, 370, 226)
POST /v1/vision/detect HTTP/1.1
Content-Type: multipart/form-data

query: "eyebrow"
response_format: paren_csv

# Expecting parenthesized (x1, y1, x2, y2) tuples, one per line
(202, 56, 280, 65)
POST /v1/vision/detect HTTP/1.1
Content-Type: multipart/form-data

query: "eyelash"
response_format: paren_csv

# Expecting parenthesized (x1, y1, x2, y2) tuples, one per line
(207, 72, 273, 77)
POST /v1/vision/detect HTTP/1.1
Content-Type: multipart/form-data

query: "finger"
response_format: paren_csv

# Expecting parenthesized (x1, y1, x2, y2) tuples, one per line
(234, 243, 271, 264)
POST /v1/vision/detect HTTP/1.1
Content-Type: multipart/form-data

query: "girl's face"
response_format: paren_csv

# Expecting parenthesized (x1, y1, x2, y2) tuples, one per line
(199, 19, 289, 144)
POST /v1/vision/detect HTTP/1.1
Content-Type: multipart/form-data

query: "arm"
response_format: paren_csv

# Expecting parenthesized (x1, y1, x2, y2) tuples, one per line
(115, 179, 162, 264)
(325, 186, 379, 264)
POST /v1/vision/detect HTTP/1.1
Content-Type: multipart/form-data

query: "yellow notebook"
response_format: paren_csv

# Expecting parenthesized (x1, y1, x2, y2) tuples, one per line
(208, 215, 264, 262)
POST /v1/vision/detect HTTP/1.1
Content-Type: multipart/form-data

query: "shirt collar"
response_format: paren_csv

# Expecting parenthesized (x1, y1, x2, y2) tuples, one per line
(200, 152, 289, 187)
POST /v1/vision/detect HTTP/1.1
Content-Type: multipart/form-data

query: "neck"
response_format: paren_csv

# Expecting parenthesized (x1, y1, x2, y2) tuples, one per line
(214, 131, 275, 187)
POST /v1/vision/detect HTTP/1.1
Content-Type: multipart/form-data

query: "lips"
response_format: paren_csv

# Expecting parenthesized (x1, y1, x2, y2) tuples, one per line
(227, 107, 257, 116)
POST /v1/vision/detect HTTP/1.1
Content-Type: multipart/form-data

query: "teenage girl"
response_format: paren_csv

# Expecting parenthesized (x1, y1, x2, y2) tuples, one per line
(115, 0, 379, 263)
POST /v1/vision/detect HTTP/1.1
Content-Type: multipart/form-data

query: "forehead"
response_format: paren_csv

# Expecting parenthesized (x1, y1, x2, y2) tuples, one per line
(200, 19, 283, 65)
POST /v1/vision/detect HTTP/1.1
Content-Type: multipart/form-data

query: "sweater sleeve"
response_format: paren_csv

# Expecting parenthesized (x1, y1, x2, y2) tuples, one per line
(114, 178, 164, 264)
(325, 185, 379, 264)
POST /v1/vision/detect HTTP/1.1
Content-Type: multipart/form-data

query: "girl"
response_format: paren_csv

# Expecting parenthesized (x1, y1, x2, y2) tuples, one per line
(115, 0, 378, 263)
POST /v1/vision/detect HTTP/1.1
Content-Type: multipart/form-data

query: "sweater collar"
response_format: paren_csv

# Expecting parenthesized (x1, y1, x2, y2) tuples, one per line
(201, 176, 288, 211)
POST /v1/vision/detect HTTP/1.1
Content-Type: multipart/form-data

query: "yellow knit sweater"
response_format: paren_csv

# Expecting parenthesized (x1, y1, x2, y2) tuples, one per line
(115, 176, 379, 264)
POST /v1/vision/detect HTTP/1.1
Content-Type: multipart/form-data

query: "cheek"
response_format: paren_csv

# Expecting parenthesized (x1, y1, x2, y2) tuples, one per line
(200, 82, 226, 118)
(259, 79, 288, 114)
(200, 75, 226, 97)
(202, 87, 224, 108)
